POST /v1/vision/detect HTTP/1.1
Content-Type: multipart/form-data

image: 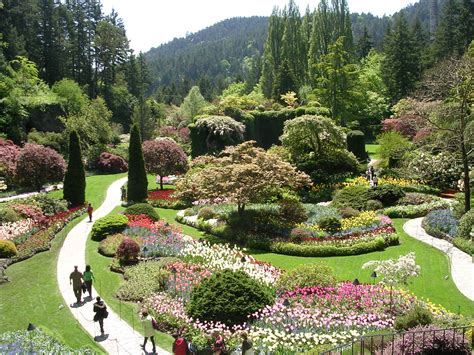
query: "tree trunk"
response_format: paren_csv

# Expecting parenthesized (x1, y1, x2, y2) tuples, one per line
(160, 176, 163, 190)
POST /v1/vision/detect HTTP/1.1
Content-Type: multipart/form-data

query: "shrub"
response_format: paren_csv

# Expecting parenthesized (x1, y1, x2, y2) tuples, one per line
(0, 138, 20, 184)
(63, 131, 86, 207)
(394, 304, 433, 331)
(116, 261, 169, 301)
(0, 207, 20, 223)
(332, 185, 370, 210)
(124, 203, 159, 221)
(318, 216, 342, 233)
(456, 209, 474, 239)
(367, 185, 405, 206)
(32, 194, 68, 216)
(278, 198, 308, 226)
(422, 209, 458, 239)
(197, 207, 216, 221)
(380, 325, 470, 354)
(15, 143, 66, 192)
(95, 152, 128, 173)
(339, 207, 360, 218)
(364, 199, 384, 211)
(453, 237, 474, 255)
(377, 131, 412, 168)
(304, 204, 341, 224)
(276, 263, 337, 292)
(346, 130, 367, 161)
(382, 201, 450, 218)
(98, 233, 127, 257)
(398, 192, 436, 206)
(91, 214, 128, 241)
(289, 228, 312, 242)
(0, 240, 18, 258)
(186, 269, 273, 326)
(116, 237, 140, 265)
(127, 124, 148, 203)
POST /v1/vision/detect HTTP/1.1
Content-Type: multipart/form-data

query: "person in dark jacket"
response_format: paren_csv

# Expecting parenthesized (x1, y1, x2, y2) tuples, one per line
(93, 296, 108, 335)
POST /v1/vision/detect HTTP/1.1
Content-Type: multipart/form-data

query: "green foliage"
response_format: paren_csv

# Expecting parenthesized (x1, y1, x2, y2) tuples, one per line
(91, 214, 128, 241)
(304, 205, 342, 225)
(0, 207, 20, 223)
(116, 261, 169, 301)
(276, 263, 337, 292)
(63, 131, 86, 207)
(289, 228, 312, 242)
(31, 194, 68, 216)
(318, 216, 342, 233)
(127, 124, 148, 203)
(180, 86, 208, 121)
(338, 206, 360, 218)
(0, 240, 17, 258)
(367, 185, 405, 206)
(452, 237, 474, 255)
(124, 203, 159, 221)
(377, 131, 412, 168)
(398, 193, 436, 206)
(277, 198, 307, 226)
(346, 130, 367, 162)
(52, 79, 87, 115)
(27, 130, 66, 154)
(382, 201, 451, 218)
(332, 185, 370, 210)
(456, 209, 474, 239)
(197, 207, 217, 221)
(116, 237, 140, 265)
(394, 304, 433, 331)
(364, 199, 384, 211)
(186, 270, 274, 326)
(98, 233, 127, 257)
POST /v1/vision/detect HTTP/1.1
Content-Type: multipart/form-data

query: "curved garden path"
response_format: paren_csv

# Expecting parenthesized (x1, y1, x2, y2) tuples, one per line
(57, 177, 169, 354)
(403, 218, 474, 301)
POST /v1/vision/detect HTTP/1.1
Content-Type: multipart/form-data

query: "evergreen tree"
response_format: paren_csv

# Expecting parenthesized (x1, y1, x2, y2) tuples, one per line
(434, 0, 463, 59)
(273, 59, 298, 100)
(382, 13, 420, 102)
(63, 130, 86, 207)
(127, 124, 148, 203)
(356, 27, 373, 59)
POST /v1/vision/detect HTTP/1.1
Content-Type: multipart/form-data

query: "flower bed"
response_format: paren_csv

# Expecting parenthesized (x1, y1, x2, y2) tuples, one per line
(147, 189, 189, 209)
(383, 200, 451, 218)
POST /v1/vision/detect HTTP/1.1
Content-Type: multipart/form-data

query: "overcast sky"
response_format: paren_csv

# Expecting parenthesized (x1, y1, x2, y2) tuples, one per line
(101, 0, 416, 53)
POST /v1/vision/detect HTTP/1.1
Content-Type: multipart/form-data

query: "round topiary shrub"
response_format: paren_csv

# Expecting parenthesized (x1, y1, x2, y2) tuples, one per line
(91, 214, 128, 241)
(197, 207, 216, 221)
(332, 185, 370, 210)
(456, 209, 474, 239)
(116, 237, 140, 265)
(0, 240, 18, 258)
(367, 184, 405, 206)
(98, 233, 127, 257)
(96, 152, 128, 173)
(186, 269, 274, 326)
(289, 228, 312, 243)
(346, 130, 367, 162)
(0, 207, 20, 223)
(276, 263, 337, 292)
(318, 216, 342, 233)
(124, 203, 159, 221)
(364, 199, 384, 211)
(338, 206, 360, 218)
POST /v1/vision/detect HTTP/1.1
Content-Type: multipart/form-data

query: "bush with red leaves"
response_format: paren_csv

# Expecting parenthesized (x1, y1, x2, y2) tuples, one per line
(116, 237, 140, 265)
(96, 152, 128, 173)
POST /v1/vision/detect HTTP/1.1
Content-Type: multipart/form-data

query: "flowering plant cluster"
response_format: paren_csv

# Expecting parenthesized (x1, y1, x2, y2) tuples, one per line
(0, 219, 36, 241)
(165, 261, 212, 300)
(148, 189, 176, 201)
(363, 253, 421, 286)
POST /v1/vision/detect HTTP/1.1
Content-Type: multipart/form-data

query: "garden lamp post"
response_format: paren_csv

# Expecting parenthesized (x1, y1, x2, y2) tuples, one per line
(371, 271, 377, 284)
(352, 278, 360, 286)
(171, 267, 177, 297)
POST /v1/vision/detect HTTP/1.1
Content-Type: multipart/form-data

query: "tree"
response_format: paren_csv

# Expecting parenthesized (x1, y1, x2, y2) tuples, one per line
(180, 86, 207, 121)
(63, 131, 86, 207)
(142, 138, 188, 190)
(127, 124, 148, 203)
(273, 59, 298, 100)
(0, 138, 20, 185)
(356, 26, 373, 59)
(175, 141, 311, 215)
(15, 143, 66, 192)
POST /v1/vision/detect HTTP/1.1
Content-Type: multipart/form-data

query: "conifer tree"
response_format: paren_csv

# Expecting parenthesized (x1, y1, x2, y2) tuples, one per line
(63, 130, 86, 207)
(127, 124, 148, 203)
(356, 27, 373, 59)
(273, 59, 298, 100)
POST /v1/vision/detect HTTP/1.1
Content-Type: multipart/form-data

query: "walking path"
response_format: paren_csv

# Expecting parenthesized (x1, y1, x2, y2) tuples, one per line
(0, 183, 63, 203)
(403, 218, 474, 301)
(56, 177, 169, 355)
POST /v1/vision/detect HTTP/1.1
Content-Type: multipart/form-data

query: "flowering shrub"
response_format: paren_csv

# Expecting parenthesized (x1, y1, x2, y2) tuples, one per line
(148, 189, 176, 201)
(422, 209, 458, 239)
(95, 152, 128, 173)
(341, 211, 379, 230)
(363, 253, 420, 286)
(0, 138, 20, 184)
(383, 200, 451, 218)
(0, 218, 36, 241)
(165, 262, 212, 301)
(11, 204, 46, 223)
(116, 237, 140, 265)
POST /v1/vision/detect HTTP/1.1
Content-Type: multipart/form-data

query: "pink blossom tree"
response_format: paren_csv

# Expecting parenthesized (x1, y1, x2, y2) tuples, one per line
(15, 143, 66, 191)
(142, 138, 188, 190)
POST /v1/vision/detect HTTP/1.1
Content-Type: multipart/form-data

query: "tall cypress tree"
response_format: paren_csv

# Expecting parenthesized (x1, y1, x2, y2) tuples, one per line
(63, 130, 86, 207)
(127, 123, 148, 203)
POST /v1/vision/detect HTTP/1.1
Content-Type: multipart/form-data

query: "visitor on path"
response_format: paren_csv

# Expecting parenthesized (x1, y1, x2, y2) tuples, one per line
(141, 311, 157, 353)
(121, 185, 127, 201)
(369, 166, 375, 180)
(211, 331, 225, 355)
(82, 265, 95, 298)
(365, 168, 371, 181)
(172, 332, 188, 355)
(187, 336, 198, 354)
(93, 296, 108, 336)
(373, 174, 379, 187)
(87, 203, 93, 222)
(241, 332, 253, 355)
(69, 266, 83, 304)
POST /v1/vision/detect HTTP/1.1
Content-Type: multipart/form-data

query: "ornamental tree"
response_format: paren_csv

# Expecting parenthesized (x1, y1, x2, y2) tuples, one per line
(362, 252, 420, 287)
(63, 131, 86, 207)
(0, 138, 20, 184)
(142, 138, 188, 189)
(127, 124, 148, 203)
(175, 141, 311, 216)
(15, 143, 66, 192)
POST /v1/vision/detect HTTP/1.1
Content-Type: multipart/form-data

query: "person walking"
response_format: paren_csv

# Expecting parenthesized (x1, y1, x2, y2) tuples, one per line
(241, 332, 253, 355)
(93, 296, 108, 336)
(121, 185, 127, 201)
(87, 203, 93, 222)
(141, 311, 156, 353)
(83, 265, 95, 299)
(172, 332, 188, 355)
(373, 174, 379, 187)
(211, 331, 225, 355)
(69, 265, 83, 304)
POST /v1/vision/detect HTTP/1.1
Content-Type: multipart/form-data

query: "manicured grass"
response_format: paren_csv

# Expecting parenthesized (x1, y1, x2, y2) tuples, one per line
(0, 173, 125, 352)
(156, 208, 207, 239)
(146, 174, 174, 191)
(366, 144, 380, 160)
(85, 205, 174, 352)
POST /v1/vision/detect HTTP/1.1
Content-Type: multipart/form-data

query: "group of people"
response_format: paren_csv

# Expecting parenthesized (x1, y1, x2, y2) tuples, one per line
(366, 166, 378, 187)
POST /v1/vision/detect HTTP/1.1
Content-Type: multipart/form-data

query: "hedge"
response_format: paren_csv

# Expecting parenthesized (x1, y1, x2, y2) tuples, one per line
(382, 200, 451, 218)
(123, 203, 159, 221)
(456, 209, 474, 239)
(91, 214, 128, 241)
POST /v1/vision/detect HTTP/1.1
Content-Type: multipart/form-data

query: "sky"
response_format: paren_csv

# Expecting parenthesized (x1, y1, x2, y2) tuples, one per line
(101, 0, 416, 53)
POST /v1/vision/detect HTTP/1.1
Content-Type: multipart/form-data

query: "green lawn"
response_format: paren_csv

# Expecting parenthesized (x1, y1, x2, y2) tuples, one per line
(156, 209, 474, 318)
(85, 206, 174, 352)
(366, 144, 381, 160)
(0, 173, 125, 352)
(146, 174, 174, 191)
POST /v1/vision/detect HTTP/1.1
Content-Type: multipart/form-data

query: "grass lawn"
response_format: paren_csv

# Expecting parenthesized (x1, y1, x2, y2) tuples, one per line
(366, 144, 381, 160)
(0, 173, 125, 352)
(85, 205, 174, 352)
(146, 174, 174, 191)
(155, 209, 474, 318)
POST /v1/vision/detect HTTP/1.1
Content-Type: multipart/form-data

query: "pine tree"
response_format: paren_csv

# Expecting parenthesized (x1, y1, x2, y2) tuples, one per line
(356, 27, 373, 59)
(127, 124, 148, 203)
(63, 130, 86, 207)
(434, 0, 463, 59)
(273, 59, 297, 100)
